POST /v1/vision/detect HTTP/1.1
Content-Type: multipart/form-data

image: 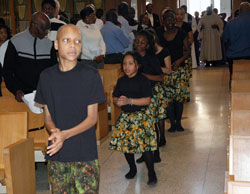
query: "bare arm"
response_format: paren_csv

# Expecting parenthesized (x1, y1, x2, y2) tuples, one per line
(46, 103, 98, 156)
(114, 96, 151, 107)
(161, 56, 172, 74)
(44, 105, 56, 133)
(173, 36, 191, 70)
(188, 31, 194, 44)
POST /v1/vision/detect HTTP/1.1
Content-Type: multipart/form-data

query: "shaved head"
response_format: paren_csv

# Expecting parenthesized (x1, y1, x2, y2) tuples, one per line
(56, 24, 81, 40)
(240, 2, 250, 13)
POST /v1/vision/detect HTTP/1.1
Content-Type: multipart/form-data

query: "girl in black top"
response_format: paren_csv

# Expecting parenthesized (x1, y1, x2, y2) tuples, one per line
(149, 29, 172, 146)
(134, 30, 169, 164)
(156, 10, 191, 133)
(176, 8, 193, 78)
(109, 52, 158, 185)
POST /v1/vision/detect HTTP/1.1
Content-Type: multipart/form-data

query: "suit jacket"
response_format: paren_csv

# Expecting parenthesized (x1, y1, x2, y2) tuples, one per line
(147, 13, 160, 28)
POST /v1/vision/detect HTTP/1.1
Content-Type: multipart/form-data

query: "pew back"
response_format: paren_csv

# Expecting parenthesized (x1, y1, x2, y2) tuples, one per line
(232, 72, 250, 80)
(229, 135, 250, 181)
(231, 111, 250, 136)
(231, 93, 250, 110)
(3, 138, 36, 194)
(0, 112, 27, 169)
(228, 181, 250, 194)
(232, 80, 250, 92)
(233, 60, 250, 72)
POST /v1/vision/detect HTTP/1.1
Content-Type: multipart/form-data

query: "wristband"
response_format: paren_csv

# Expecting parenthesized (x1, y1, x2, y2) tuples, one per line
(130, 98, 133, 106)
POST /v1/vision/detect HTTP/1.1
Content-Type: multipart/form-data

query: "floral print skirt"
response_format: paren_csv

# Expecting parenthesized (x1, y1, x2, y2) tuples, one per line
(109, 109, 157, 154)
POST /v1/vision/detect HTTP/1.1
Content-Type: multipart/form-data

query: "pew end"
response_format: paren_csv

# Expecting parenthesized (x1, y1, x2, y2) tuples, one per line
(3, 138, 36, 194)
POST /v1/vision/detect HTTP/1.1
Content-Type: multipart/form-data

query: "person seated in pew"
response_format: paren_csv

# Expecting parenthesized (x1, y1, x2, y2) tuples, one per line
(35, 24, 106, 194)
(0, 24, 12, 96)
(3, 11, 57, 102)
(101, 9, 129, 64)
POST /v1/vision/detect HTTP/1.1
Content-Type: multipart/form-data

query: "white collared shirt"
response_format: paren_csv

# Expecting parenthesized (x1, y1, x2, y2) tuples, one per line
(76, 20, 106, 60)
(0, 40, 9, 67)
(147, 12, 154, 27)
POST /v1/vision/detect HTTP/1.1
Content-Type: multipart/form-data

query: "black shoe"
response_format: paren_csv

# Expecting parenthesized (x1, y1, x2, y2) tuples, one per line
(125, 169, 137, 179)
(168, 127, 176, 133)
(158, 139, 166, 147)
(176, 126, 184, 132)
(154, 156, 161, 163)
(136, 156, 144, 163)
(147, 172, 157, 185)
(153, 150, 161, 163)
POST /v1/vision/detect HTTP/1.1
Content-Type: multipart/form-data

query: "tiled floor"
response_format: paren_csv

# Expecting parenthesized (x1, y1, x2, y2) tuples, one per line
(36, 67, 230, 194)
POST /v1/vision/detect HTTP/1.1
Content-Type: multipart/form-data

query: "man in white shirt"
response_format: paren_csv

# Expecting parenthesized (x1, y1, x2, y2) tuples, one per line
(146, 3, 160, 28)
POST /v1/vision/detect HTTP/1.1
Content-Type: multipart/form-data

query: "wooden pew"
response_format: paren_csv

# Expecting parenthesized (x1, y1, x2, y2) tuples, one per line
(232, 80, 250, 93)
(231, 111, 250, 135)
(1, 82, 13, 97)
(96, 102, 109, 142)
(3, 138, 36, 194)
(98, 64, 123, 125)
(228, 180, 250, 194)
(229, 135, 250, 182)
(231, 92, 250, 110)
(0, 96, 48, 154)
(0, 112, 35, 194)
(233, 60, 250, 72)
(232, 72, 250, 80)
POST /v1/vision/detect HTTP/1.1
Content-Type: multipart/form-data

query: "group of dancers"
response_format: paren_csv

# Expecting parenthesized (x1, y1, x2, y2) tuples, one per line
(109, 10, 192, 186)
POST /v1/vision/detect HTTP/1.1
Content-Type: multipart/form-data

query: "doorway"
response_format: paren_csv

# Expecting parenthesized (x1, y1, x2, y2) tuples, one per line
(179, 0, 231, 18)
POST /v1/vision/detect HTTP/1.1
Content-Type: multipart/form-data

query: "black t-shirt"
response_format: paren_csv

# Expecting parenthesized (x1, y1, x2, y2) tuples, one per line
(113, 73, 152, 112)
(156, 48, 170, 68)
(138, 54, 163, 87)
(156, 26, 187, 66)
(181, 22, 192, 34)
(35, 62, 106, 162)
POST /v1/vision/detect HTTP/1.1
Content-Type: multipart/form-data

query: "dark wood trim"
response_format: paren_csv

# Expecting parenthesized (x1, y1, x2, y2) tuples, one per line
(69, 0, 73, 19)
(10, 0, 16, 34)
(27, 0, 32, 22)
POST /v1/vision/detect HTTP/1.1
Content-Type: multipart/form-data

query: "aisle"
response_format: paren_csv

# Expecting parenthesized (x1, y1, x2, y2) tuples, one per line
(98, 67, 230, 194)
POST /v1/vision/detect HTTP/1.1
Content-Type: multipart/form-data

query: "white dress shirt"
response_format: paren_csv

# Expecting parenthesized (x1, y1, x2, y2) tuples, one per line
(76, 20, 106, 60)
(0, 40, 9, 67)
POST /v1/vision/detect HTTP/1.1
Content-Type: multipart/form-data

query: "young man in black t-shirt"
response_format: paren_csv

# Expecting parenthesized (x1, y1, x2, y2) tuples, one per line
(35, 24, 105, 193)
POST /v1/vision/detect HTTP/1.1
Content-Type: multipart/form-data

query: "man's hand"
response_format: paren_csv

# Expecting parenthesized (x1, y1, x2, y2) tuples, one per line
(93, 55, 104, 63)
(47, 128, 66, 156)
(15, 90, 24, 102)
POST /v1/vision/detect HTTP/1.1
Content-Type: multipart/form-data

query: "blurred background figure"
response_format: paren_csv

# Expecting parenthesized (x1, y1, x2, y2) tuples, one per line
(137, 13, 150, 31)
(0, 24, 11, 96)
(146, 3, 160, 28)
(198, 6, 223, 67)
(194, 11, 201, 66)
(76, 7, 106, 69)
(54, 0, 70, 24)
(101, 9, 129, 64)
(87, 4, 103, 30)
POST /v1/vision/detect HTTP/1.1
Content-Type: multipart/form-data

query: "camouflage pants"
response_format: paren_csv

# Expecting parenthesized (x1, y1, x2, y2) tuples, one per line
(47, 159, 100, 194)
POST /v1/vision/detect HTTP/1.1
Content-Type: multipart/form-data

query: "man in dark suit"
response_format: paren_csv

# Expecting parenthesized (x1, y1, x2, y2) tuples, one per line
(146, 3, 160, 28)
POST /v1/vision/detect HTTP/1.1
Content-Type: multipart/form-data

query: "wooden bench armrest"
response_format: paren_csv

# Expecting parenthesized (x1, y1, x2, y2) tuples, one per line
(3, 138, 36, 194)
